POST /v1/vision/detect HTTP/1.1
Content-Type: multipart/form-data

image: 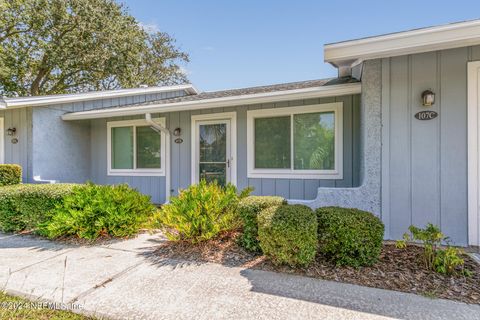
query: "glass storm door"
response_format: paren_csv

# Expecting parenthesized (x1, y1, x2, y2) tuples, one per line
(195, 120, 231, 186)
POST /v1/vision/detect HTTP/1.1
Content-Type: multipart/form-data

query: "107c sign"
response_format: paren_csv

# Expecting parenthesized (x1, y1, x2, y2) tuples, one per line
(415, 110, 438, 120)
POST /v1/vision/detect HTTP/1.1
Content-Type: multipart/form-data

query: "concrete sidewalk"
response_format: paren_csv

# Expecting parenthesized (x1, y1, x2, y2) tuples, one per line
(1, 232, 479, 320)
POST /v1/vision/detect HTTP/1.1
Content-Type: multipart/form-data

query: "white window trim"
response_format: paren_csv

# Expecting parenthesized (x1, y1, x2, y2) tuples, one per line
(247, 103, 343, 179)
(107, 118, 166, 176)
(191, 112, 237, 186)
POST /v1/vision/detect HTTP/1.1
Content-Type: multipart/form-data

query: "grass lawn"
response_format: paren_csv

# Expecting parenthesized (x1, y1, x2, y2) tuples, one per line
(0, 292, 92, 320)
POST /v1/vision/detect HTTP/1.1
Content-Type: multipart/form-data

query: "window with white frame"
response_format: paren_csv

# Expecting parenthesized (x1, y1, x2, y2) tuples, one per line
(107, 118, 166, 176)
(247, 103, 343, 179)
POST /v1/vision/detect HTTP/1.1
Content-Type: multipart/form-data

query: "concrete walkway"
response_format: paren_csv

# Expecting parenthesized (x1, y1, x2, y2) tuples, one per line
(1, 232, 479, 320)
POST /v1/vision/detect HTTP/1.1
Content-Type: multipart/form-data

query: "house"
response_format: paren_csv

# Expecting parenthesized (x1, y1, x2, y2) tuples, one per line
(1, 19, 480, 247)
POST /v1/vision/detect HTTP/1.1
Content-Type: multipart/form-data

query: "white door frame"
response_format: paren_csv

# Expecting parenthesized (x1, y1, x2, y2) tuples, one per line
(191, 112, 237, 186)
(468, 61, 480, 246)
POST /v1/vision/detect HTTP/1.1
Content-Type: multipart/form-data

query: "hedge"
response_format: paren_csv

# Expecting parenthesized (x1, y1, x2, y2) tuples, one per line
(238, 196, 286, 252)
(258, 204, 317, 267)
(0, 164, 22, 186)
(0, 184, 77, 232)
(316, 207, 384, 267)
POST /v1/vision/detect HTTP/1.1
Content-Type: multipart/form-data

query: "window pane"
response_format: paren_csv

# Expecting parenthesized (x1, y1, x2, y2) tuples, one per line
(111, 127, 133, 169)
(294, 112, 335, 170)
(136, 126, 161, 169)
(199, 123, 226, 162)
(254, 116, 291, 169)
(199, 163, 226, 187)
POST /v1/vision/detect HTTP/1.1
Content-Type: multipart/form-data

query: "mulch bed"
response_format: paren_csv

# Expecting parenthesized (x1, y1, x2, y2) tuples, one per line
(153, 231, 480, 305)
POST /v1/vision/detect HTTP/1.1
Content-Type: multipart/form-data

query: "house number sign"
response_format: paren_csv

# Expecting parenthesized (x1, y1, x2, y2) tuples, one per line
(414, 110, 438, 120)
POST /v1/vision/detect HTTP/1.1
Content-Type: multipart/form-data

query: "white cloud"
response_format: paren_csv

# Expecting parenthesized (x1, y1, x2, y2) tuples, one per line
(138, 22, 160, 34)
(179, 66, 192, 76)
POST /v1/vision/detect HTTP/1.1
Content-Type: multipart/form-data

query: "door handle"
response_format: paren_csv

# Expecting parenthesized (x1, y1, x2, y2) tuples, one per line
(227, 159, 230, 168)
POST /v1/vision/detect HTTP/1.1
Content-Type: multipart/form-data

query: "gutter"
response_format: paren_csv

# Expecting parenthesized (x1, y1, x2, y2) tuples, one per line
(62, 83, 361, 121)
(145, 113, 171, 202)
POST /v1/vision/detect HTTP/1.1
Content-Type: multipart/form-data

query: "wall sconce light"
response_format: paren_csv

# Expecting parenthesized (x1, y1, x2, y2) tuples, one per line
(421, 90, 435, 107)
(173, 127, 181, 136)
(6, 127, 16, 136)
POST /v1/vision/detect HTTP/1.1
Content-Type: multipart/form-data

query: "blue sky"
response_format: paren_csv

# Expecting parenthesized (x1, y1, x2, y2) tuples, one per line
(121, 0, 480, 91)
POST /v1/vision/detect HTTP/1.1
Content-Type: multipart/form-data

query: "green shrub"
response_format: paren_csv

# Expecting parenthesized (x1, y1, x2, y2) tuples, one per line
(316, 207, 384, 267)
(0, 164, 22, 186)
(238, 196, 286, 252)
(0, 184, 77, 232)
(39, 183, 155, 240)
(157, 180, 251, 244)
(397, 223, 468, 275)
(258, 204, 317, 267)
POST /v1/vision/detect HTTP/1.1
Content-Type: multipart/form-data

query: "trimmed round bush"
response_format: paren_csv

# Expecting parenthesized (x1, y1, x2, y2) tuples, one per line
(238, 196, 286, 252)
(39, 183, 155, 240)
(316, 207, 384, 267)
(0, 164, 22, 186)
(0, 184, 77, 232)
(258, 204, 317, 267)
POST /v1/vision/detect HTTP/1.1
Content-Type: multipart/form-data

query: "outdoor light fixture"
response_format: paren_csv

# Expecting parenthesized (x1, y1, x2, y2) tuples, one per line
(173, 127, 181, 136)
(6, 127, 16, 136)
(421, 90, 435, 107)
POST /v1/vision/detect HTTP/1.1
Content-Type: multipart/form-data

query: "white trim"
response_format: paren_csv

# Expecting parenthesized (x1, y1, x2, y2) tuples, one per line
(0, 118, 4, 164)
(191, 112, 237, 186)
(107, 118, 166, 176)
(246, 103, 343, 179)
(62, 83, 361, 120)
(325, 19, 480, 68)
(1, 85, 198, 108)
(468, 61, 480, 247)
(145, 113, 171, 201)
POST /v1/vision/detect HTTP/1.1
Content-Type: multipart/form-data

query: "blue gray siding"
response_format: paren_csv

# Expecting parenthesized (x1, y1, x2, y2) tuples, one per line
(87, 94, 361, 203)
(381, 45, 480, 245)
(164, 95, 361, 200)
(0, 107, 32, 182)
(5, 90, 185, 188)
(89, 115, 166, 204)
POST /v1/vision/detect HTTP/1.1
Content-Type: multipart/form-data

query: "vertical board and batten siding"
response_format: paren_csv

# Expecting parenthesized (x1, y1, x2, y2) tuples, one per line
(164, 94, 361, 200)
(0, 107, 32, 182)
(90, 115, 166, 204)
(381, 45, 480, 245)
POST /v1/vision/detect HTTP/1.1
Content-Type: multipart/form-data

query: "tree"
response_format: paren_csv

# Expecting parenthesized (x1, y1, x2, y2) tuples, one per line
(0, 0, 189, 96)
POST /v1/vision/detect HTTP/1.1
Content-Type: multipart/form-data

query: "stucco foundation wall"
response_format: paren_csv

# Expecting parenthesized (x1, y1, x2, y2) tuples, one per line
(32, 105, 91, 183)
(30, 90, 187, 188)
(290, 60, 382, 216)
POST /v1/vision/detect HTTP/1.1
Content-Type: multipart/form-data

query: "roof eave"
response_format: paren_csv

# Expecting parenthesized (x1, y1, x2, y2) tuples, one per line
(62, 83, 361, 121)
(2, 84, 198, 108)
(325, 19, 480, 67)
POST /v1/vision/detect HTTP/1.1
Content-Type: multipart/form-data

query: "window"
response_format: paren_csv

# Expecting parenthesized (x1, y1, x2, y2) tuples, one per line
(107, 118, 165, 176)
(247, 103, 343, 179)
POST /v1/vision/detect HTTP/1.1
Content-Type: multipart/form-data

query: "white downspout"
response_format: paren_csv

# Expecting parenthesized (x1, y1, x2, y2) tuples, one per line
(145, 113, 171, 201)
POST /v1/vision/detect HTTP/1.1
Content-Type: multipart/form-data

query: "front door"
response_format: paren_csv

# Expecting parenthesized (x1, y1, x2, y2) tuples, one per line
(192, 115, 235, 186)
